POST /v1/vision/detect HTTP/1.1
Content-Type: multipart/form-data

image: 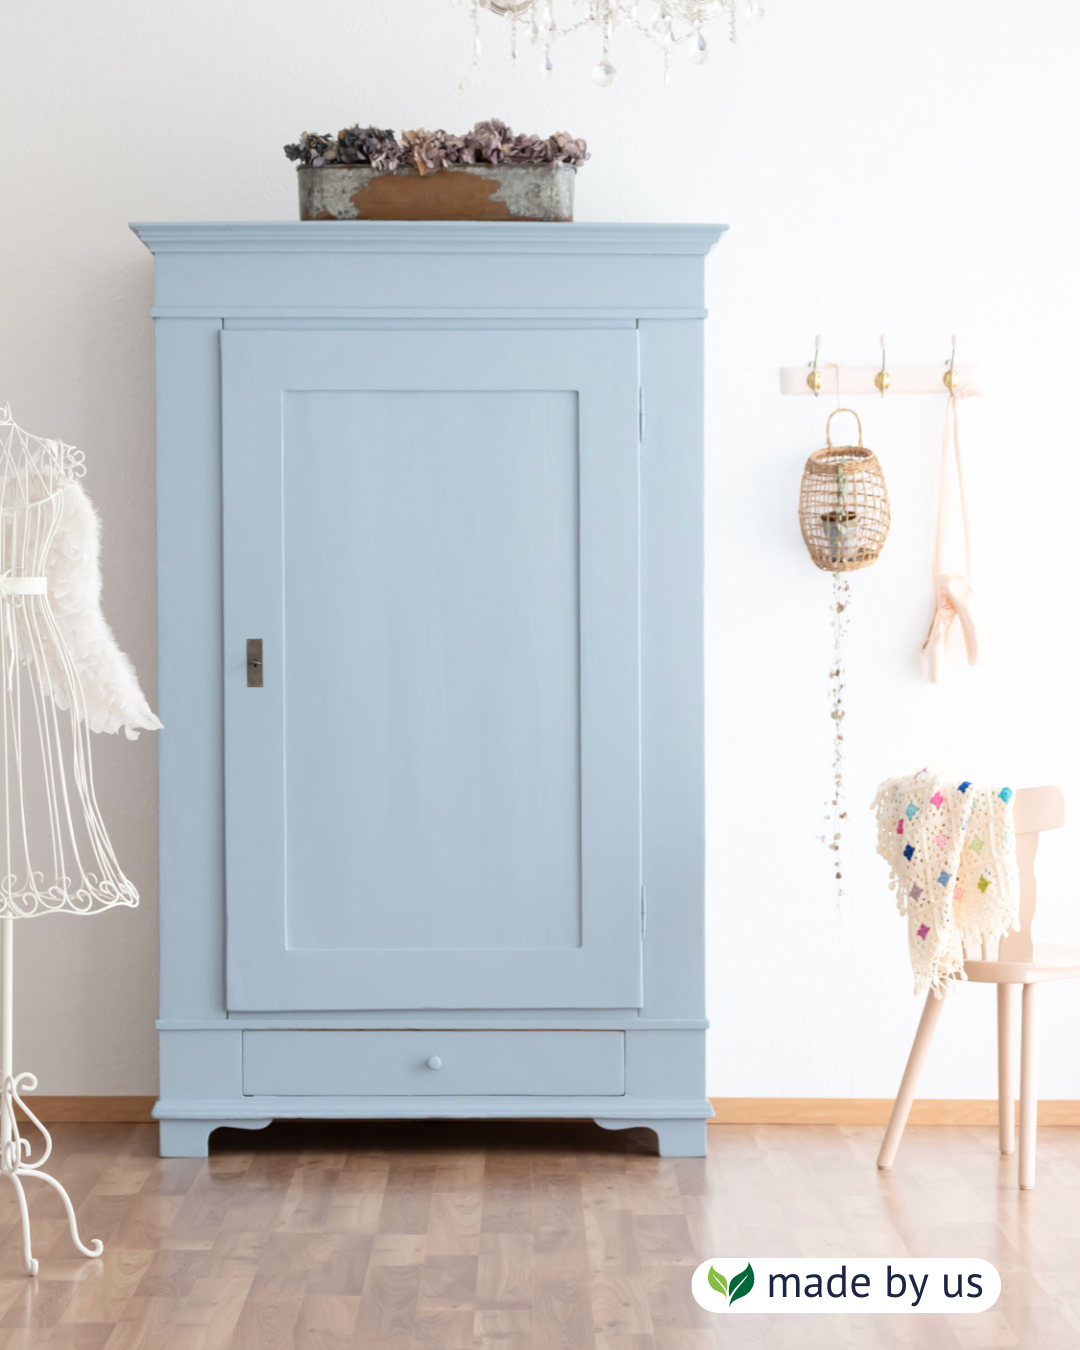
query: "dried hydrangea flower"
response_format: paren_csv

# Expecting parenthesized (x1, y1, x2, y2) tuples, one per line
(283, 131, 336, 166)
(337, 126, 406, 171)
(284, 120, 589, 173)
(462, 118, 517, 165)
(402, 129, 451, 175)
(543, 132, 590, 165)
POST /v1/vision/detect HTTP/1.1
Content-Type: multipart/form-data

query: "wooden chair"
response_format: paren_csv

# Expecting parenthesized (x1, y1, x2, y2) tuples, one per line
(877, 785, 1073, 1189)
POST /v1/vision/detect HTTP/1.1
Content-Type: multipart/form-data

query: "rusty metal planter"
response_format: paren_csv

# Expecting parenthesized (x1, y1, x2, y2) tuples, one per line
(297, 163, 576, 222)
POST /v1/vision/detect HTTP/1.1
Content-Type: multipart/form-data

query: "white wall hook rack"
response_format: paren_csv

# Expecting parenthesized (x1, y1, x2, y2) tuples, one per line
(780, 364, 979, 396)
(784, 335, 978, 396)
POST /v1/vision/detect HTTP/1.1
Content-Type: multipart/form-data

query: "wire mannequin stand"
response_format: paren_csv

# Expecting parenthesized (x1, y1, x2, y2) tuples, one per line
(2, 918, 104, 1274)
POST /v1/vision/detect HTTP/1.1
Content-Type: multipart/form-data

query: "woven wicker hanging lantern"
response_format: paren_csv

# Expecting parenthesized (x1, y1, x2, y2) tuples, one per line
(799, 408, 890, 572)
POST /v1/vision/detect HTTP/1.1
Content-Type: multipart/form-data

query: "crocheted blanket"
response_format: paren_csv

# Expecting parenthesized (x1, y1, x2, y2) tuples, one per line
(872, 771, 1020, 996)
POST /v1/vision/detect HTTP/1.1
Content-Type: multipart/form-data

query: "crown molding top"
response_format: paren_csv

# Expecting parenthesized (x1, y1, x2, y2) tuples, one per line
(130, 221, 728, 256)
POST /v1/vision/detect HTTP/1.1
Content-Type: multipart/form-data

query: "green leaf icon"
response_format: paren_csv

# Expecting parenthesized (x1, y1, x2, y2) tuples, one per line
(707, 1266, 728, 1296)
(728, 1262, 755, 1307)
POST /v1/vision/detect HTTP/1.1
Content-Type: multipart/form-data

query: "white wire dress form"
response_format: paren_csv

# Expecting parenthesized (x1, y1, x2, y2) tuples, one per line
(0, 418, 140, 919)
(0, 401, 159, 1275)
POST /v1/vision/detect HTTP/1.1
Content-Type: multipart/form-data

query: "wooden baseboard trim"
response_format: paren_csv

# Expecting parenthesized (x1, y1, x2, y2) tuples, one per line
(14, 1096, 1080, 1129)
(709, 1097, 1080, 1126)
(15, 1096, 156, 1124)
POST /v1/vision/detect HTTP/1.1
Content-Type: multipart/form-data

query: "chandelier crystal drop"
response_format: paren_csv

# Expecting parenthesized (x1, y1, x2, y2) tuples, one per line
(466, 0, 763, 85)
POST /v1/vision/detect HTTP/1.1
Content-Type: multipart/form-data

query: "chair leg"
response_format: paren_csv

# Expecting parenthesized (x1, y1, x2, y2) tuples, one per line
(1019, 982, 1040, 1190)
(878, 989, 945, 1170)
(997, 984, 1016, 1156)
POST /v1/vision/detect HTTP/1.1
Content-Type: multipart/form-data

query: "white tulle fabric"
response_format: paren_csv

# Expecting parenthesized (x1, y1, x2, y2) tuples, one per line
(39, 480, 162, 740)
(872, 770, 1020, 996)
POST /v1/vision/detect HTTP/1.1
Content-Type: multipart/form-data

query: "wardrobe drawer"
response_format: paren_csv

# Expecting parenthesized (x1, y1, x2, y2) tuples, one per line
(242, 1030, 625, 1097)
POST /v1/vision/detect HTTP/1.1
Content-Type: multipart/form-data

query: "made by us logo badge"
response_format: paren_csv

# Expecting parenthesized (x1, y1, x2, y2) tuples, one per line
(692, 1258, 1000, 1315)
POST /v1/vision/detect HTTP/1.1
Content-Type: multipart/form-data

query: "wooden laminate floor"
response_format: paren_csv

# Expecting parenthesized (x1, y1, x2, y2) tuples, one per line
(0, 1119, 1078, 1348)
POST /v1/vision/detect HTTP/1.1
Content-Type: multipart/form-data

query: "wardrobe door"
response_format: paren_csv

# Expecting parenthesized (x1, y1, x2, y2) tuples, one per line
(221, 328, 642, 1011)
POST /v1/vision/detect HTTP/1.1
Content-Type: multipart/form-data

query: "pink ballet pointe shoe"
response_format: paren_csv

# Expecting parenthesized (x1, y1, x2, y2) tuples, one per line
(940, 572, 985, 666)
(921, 603, 956, 685)
(922, 381, 984, 682)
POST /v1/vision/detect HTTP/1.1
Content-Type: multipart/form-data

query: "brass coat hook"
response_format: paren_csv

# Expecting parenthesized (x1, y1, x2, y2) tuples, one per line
(875, 334, 891, 396)
(807, 334, 824, 395)
(944, 333, 961, 390)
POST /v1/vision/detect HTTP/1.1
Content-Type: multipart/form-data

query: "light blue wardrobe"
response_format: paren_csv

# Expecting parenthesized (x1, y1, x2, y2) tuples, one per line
(133, 221, 725, 1157)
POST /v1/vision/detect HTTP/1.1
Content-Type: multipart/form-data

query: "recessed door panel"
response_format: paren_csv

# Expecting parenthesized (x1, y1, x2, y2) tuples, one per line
(222, 328, 641, 1010)
(284, 390, 582, 952)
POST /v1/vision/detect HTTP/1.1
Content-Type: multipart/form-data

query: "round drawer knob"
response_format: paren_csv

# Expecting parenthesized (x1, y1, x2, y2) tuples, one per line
(426, 1055, 442, 1071)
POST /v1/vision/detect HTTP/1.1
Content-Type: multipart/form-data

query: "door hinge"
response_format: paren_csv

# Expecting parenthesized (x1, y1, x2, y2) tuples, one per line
(640, 885, 647, 941)
(638, 386, 645, 443)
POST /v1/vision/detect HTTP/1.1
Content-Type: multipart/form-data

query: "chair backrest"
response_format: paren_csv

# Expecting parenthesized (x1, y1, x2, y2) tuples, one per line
(982, 786, 1066, 962)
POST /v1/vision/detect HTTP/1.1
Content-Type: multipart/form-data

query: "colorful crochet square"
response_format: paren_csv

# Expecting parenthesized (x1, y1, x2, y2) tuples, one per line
(978, 876, 991, 893)
(905, 803, 918, 819)
(934, 833, 948, 848)
(999, 787, 1014, 803)
(897, 820, 904, 835)
(954, 886, 966, 901)
(958, 781, 972, 793)
(937, 871, 951, 887)
(970, 837, 984, 854)
(917, 923, 930, 940)
(903, 844, 914, 861)
(930, 791, 944, 808)
(910, 884, 923, 901)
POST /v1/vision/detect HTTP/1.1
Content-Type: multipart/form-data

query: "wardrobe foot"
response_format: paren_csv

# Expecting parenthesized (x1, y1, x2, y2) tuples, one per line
(594, 1117, 709, 1157)
(157, 1117, 272, 1158)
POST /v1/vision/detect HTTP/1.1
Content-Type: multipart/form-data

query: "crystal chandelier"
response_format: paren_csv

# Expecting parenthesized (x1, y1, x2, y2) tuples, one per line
(466, 0, 764, 86)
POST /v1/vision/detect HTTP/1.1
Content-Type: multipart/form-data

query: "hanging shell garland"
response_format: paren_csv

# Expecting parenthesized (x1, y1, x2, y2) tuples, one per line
(800, 409, 888, 909)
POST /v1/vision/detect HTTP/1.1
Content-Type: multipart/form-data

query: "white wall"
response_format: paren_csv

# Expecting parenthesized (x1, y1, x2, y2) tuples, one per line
(2, 0, 1078, 1098)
